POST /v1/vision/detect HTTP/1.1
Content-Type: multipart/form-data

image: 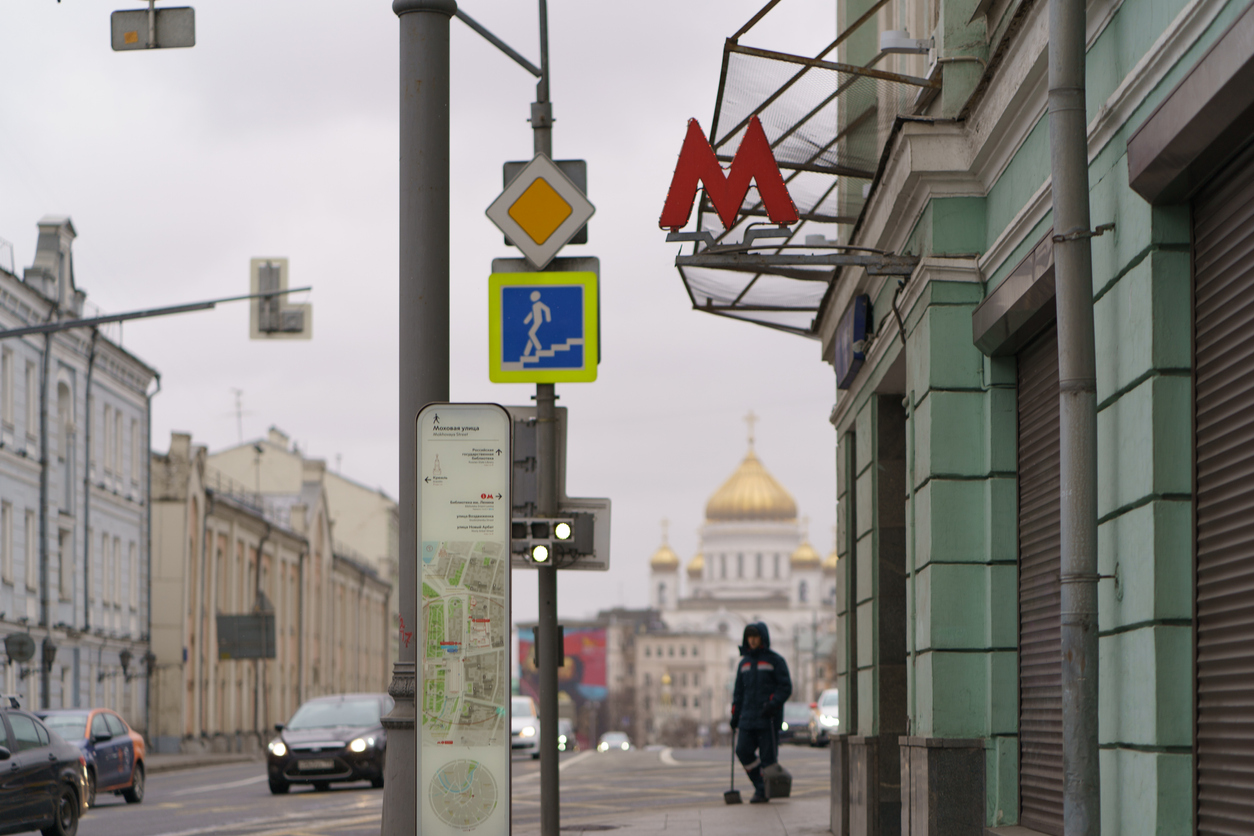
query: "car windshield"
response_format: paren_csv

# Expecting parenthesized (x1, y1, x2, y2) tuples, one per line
(38, 712, 89, 738)
(511, 698, 535, 718)
(783, 703, 811, 721)
(819, 691, 840, 710)
(286, 698, 381, 730)
(600, 732, 628, 744)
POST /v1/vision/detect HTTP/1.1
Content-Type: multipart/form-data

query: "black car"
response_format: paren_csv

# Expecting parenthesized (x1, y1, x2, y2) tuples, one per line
(0, 707, 89, 836)
(779, 702, 815, 745)
(266, 693, 393, 794)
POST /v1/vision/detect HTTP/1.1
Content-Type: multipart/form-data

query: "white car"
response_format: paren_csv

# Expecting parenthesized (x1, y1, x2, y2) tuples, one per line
(596, 731, 632, 752)
(809, 688, 839, 746)
(510, 696, 541, 759)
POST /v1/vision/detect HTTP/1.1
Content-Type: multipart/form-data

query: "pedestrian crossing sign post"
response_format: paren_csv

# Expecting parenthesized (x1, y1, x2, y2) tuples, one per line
(488, 268, 598, 383)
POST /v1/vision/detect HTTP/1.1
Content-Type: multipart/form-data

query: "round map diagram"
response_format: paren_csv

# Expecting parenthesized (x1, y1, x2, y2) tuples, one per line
(429, 759, 498, 830)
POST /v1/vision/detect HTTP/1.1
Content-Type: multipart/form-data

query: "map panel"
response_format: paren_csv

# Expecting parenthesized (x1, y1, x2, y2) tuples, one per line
(418, 404, 510, 836)
(421, 541, 508, 748)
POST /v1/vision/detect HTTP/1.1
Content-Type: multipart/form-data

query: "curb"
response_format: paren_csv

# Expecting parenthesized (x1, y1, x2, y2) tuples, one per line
(145, 754, 263, 775)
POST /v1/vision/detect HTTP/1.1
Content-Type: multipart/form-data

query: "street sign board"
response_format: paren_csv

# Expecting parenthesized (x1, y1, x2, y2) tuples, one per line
(250, 258, 312, 340)
(111, 7, 195, 50)
(215, 614, 276, 660)
(417, 403, 511, 836)
(488, 266, 598, 384)
(486, 154, 595, 270)
(502, 160, 588, 245)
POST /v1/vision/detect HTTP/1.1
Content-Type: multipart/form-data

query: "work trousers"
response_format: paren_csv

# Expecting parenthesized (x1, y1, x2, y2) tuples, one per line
(735, 725, 778, 796)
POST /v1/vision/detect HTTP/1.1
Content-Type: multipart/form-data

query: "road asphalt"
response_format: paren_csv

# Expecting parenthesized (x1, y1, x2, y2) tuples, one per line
(20, 742, 832, 836)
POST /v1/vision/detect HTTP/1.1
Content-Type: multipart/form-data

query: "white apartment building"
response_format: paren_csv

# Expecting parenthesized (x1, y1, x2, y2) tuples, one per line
(0, 216, 156, 730)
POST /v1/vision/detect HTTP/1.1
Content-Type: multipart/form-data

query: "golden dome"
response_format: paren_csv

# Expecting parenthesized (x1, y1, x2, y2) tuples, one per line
(650, 543, 680, 571)
(687, 552, 704, 578)
(791, 540, 821, 569)
(822, 549, 839, 573)
(705, 450, 797, 522)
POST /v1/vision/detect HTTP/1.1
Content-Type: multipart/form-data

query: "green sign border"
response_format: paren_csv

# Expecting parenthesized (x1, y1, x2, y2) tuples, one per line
(488, 271, 598, 384)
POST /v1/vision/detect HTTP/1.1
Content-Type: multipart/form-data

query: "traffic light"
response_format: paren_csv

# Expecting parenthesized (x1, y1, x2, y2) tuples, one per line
(250, 258, 312, 340)
(511, 516, 588, 565)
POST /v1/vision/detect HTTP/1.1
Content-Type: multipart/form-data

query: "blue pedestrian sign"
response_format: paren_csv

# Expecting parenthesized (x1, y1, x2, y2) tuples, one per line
(488, 271, 599, 383)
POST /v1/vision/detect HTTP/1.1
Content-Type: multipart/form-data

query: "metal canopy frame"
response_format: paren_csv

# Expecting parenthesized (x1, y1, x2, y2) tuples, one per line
(671, 0, 934, 338)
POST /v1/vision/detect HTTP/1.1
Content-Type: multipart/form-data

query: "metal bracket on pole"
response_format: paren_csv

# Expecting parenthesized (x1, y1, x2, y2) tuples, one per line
(147, 0, 156, 48)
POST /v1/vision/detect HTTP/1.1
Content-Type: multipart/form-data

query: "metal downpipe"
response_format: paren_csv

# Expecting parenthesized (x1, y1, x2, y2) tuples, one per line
(1047, 0, 1100, 831)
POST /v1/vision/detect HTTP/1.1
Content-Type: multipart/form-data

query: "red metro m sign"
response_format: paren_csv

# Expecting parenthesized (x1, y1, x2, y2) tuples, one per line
(659, 115, 798, 232)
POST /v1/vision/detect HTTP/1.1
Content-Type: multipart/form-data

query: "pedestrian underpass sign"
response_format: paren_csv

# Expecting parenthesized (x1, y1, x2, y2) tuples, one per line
(488, 270, 598, 383)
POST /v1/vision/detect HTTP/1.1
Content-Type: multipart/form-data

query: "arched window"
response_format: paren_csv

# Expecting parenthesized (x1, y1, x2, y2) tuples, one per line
(720, 555, 727, 579)
(756, 553, 763, 578)
(798, 579, 808, 603)
(737, 553, 744, 578)
(658, 582, 666, 605)
(774, 554, 781, 578)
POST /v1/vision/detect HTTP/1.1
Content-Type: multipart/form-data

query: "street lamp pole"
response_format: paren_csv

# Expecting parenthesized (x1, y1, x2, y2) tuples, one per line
(383, 3, 455, 835)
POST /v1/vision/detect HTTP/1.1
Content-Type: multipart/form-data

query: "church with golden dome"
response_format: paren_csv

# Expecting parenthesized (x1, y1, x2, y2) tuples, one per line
(644, 415, 838, 715)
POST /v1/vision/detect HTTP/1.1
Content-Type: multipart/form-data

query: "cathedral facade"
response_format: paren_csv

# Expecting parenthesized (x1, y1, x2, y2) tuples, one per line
(639, 426, 837, 744)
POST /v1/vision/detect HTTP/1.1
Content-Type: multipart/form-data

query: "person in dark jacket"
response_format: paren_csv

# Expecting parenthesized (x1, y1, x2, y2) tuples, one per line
(730, 622, 791, 803)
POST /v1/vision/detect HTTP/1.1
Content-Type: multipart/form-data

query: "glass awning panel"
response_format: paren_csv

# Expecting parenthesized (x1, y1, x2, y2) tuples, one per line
(672, 0, 938, 338)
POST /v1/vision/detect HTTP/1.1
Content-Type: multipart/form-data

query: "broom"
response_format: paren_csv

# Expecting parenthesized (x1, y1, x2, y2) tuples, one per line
(724, 729, 742, 804)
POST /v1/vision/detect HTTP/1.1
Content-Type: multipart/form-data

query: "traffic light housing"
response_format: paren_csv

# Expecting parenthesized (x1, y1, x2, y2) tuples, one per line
(250, 257, 312, 340)
(511, 514, 592, 566)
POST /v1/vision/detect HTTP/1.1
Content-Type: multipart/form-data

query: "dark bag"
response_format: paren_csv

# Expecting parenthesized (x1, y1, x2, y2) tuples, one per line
(763, 762, 792, 799)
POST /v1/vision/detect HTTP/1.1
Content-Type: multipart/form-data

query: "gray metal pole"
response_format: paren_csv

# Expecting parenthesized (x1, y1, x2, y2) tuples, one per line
(383, 3, 454, 835)
(532, 4, 561, 834)
(1047, 0, 1100, 829)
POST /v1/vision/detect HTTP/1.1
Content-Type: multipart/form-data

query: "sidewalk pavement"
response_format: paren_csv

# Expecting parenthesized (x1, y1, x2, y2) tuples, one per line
(515, 795, 833, 836)
(144, 751, 263, 775)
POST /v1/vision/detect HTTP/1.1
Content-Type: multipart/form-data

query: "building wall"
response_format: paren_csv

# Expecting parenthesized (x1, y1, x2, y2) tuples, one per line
(150, 434, 390, 754)
(0, 217, 153, 732)
(821, 0, 1249, 829)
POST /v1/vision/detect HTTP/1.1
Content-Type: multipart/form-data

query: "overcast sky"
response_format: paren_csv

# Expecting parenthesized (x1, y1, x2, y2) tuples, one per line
(0, 0, 840, 626)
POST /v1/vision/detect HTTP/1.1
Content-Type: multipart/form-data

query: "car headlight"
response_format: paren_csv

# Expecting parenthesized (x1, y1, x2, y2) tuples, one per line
(268, 740, 287, 757)
(520, 726, 536, 738)
(781, 722, 789, 731)
(620, 742, 629, 750)
(349, 737, 374, 753)
(558, 734, 567, 744)
(820, 714, 839, 727)
(597, 742, 608, 752)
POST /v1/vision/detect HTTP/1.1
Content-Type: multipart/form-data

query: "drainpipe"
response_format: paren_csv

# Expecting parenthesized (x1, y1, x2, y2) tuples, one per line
(254, 523, 272, 737)
(199, 490, 214, 739)
(145, 373, 160, 742)
(38, 328, 52, 709)
(1047, 0, 1100, 830)
(297, 547, 306, 705)
(82, 330, 99, 634)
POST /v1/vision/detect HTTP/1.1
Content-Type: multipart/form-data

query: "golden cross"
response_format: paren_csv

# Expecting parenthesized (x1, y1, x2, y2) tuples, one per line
(660, 518, 670, 545)
(744, 410, 758, 449)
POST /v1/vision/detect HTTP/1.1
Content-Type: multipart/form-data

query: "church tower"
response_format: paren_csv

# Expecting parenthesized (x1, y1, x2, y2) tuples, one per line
(648, 520, 680, 611)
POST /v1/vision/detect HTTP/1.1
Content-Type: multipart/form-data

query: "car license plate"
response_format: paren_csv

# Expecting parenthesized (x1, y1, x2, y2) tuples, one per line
(299, 759, 334, 771)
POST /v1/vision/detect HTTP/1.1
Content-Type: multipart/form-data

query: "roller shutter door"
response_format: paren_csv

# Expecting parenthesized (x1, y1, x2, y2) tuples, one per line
(1195, 143, 1254, 836)
(1017, 323, 1063, 836)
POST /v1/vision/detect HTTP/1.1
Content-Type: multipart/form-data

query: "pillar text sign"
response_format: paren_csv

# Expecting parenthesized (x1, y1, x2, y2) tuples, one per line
(417, 403, 511, 835)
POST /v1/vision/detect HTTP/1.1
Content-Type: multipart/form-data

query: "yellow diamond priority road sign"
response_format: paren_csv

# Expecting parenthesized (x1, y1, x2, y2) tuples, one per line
(487, 153, 594, 269)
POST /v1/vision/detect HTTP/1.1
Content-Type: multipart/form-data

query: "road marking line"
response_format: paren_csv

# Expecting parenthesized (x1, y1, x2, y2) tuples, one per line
(172, 774, 268, 795)
(659, 747, 679, 766)
(559, 750, 595, 772)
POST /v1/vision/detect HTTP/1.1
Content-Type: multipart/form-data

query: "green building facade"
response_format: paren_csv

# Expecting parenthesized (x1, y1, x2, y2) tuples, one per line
(816, 0, 1254, 831)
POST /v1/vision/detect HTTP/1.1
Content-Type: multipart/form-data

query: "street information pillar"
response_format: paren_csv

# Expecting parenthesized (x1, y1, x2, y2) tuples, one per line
(417, 404, 512, 834)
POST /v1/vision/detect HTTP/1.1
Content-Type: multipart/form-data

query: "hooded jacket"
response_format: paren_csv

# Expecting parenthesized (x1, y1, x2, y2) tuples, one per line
(730, 622, 792, 731)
